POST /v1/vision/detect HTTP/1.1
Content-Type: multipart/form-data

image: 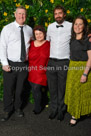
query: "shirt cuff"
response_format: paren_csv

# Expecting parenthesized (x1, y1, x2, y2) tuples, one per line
(1, 60, 9, 66)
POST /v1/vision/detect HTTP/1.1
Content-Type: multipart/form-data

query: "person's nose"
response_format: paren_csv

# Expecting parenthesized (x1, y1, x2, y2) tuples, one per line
(56, 14, 60, 17)
(21, 14, 25, 17)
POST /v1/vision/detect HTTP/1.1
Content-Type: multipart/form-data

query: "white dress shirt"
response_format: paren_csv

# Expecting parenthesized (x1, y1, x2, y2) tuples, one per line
(46, 21, 72, 59)
(0, 21, 33, 66)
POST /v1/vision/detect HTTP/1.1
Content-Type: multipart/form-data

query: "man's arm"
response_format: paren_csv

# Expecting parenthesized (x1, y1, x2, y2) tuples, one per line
(46, 25, 51, 41)
(0, 27, 10, 71)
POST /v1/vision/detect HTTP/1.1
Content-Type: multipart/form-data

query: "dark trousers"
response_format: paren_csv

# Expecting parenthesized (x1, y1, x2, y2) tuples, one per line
(29, 82, 48, 112)
(47, 58, 69, 114)
(3, 60, 28, 112)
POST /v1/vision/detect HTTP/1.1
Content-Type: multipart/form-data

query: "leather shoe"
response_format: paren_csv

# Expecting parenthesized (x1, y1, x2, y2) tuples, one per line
(49, 112, 57, 120)
(15, 109, 24, 117)
(1, 111, 13, 122)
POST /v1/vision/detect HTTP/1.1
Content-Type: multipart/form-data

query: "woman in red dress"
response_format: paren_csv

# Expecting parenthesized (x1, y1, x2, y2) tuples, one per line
(28, 25, 50, 114)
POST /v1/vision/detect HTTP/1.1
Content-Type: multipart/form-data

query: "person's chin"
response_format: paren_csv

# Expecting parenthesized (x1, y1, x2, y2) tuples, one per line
(56, 20, 63, 24)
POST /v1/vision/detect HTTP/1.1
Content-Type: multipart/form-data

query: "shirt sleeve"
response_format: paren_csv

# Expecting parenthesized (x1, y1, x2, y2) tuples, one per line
(0, 27, 9, 66)
(30, 27, 33, 39)
(46, 25, 51, 41)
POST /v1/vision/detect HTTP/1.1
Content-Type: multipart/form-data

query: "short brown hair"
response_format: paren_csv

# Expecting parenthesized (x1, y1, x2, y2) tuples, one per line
(53, 5, 66, 15)
(33, 25, 46, 40)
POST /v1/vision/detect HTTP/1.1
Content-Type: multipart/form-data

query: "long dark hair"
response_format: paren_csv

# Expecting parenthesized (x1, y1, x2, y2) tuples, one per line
(71, 15, 88, 42)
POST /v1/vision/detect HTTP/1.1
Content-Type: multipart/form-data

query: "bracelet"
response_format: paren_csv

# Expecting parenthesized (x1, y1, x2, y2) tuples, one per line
(83, 73, 88, 77)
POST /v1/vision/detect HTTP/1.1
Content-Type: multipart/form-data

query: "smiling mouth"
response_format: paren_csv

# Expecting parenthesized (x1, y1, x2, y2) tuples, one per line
(75, 29, 80, 31)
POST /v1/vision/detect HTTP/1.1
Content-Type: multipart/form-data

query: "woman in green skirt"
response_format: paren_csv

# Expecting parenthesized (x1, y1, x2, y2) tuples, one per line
(64, 15, 91, 126)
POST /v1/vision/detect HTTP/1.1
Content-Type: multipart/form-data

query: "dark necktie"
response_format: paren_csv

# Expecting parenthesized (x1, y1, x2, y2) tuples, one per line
(20, 26, 26, 62)
(56, 25, 64, 28)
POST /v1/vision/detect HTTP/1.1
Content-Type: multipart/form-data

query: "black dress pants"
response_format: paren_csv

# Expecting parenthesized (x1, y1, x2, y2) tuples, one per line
(29, 82, 48, 112)
(47, 58, 69, 115)
(3, 60, 28, 112)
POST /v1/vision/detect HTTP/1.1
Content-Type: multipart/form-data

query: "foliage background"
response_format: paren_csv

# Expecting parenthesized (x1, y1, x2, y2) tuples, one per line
(0, 0, 91, 102)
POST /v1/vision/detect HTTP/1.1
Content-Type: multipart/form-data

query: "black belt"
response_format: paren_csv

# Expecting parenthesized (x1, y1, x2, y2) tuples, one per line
(8, 60, 28, 63)
(49, 58, 69, 61)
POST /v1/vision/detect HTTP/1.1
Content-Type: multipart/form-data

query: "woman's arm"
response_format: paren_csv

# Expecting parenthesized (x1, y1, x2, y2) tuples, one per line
(80, 50, 91, 83)
(88, 34, 91, 42)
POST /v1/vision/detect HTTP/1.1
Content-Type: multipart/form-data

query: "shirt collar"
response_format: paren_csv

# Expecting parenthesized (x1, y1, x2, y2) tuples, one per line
(14, 21, 25, 28)
(55, 21, 65, 27)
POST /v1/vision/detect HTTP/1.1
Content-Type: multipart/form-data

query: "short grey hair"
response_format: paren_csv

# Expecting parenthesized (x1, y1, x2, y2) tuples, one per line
(15, 5, 27, 14)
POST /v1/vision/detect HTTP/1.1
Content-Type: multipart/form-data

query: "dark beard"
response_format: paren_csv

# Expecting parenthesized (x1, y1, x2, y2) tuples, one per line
(55, 17, 64, 24)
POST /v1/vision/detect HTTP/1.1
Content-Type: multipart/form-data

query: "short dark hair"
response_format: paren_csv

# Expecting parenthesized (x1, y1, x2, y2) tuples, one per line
(53, 5, 66, 15)
(71, 15, 88, 41)
(33, 25, 46, 40)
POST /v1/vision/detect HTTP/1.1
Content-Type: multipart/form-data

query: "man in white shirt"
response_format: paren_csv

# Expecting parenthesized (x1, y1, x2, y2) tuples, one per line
(0, 6, 33, 121)
(46, 5, 72, 121)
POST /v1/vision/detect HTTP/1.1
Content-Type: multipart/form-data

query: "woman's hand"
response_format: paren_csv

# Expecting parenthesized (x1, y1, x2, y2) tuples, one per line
(80, 75, 87, 83)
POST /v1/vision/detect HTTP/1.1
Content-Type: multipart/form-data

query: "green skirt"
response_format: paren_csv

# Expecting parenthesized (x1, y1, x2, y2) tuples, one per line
(64, 60, 91, 119)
